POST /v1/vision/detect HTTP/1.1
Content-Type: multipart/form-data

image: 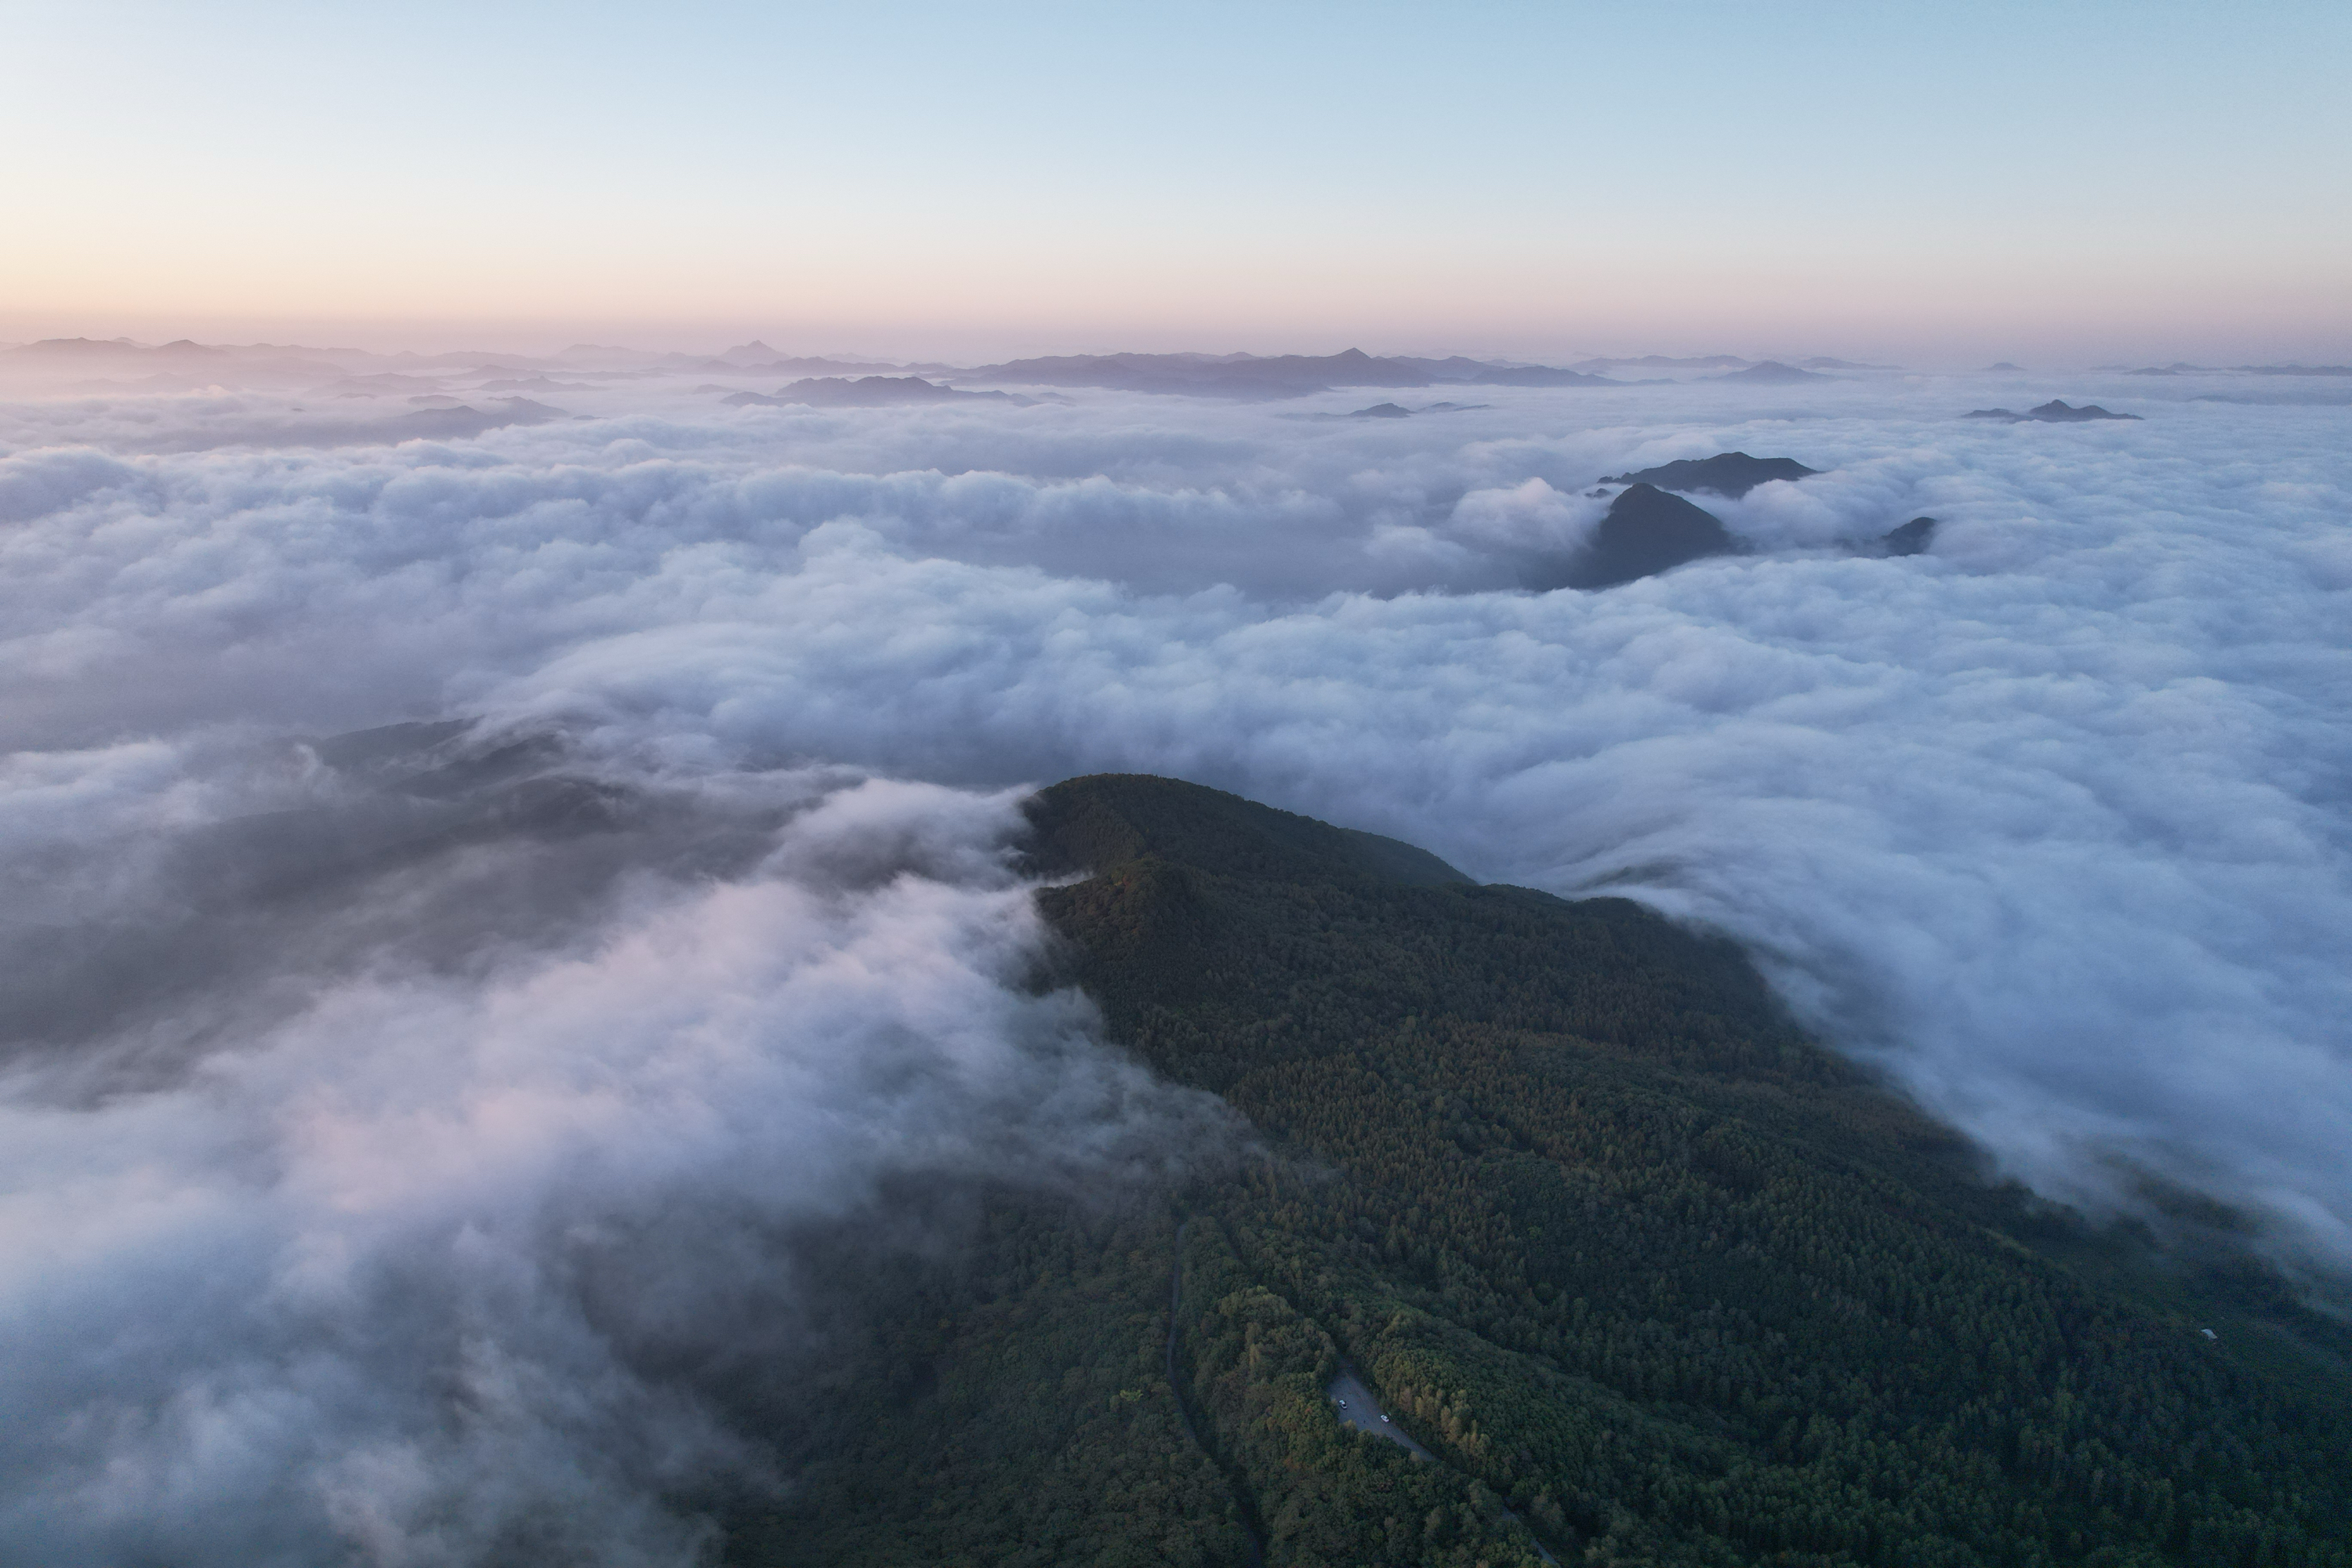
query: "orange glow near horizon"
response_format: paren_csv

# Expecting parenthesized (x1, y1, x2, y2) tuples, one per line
(4, 2, 2347, 365)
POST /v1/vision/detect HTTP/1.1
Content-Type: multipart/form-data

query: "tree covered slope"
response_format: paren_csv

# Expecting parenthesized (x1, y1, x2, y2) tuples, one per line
(737, 775, 2351, 1568)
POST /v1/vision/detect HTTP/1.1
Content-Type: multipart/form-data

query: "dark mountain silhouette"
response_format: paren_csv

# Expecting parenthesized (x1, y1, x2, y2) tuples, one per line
(1019, 774, 1473, 891)
(1967, 399, 2142, 423)
(1548, 484, 1738, 590)
(1600, 451, 1820, 497)
(1714, 360, 1835, 383)
(1350, 402, 1411, 419)
(1881, 516, 1937, 556)
(1800, 356, 1897, 369)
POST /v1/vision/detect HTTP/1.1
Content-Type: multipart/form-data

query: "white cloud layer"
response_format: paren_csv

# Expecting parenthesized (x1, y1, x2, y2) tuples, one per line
(2, 365, 2349, 1558)
(0, 747, 1234, 1564)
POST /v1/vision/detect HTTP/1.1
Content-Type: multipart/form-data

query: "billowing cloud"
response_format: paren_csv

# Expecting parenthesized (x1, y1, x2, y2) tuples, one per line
(2, 363, 2348, 1555)
(0, 738, 1235, 1564)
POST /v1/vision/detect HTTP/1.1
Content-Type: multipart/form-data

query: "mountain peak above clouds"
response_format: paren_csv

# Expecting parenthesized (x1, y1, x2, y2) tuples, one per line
(2030, 397, 2139, 420)
(1021, 773, 1473, 891)
(1966, 399, 2143, 423)
(1714, 360, 1835, 383)
(1879, 516, 1938, 556)
(1601, 451, 1820, 498)
(1550, 483, 1739, 590)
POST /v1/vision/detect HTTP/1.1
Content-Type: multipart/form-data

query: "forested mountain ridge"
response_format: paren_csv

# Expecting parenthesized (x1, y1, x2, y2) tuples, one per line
(735, 775, 2351, 1568)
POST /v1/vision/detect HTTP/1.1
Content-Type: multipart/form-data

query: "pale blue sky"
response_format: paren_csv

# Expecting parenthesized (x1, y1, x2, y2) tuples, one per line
(5, 1, 2347, 359)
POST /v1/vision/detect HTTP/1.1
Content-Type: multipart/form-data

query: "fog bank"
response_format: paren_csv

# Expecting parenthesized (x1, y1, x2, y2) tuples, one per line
(3, 356, 2349, 1555)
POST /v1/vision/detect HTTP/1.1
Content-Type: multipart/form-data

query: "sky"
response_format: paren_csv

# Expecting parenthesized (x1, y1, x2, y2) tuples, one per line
(5, 0, 2349, 362)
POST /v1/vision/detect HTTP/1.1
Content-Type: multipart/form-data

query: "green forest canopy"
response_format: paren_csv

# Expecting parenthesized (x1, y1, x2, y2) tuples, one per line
(735, 774, 2352, 1568)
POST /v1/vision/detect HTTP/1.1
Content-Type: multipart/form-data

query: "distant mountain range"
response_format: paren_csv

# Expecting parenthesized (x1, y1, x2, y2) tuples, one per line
(953, 348, 1619, 399)
(0, 336, 2002, 409)
(2114, 362, 2352, 376)
(1967, 399, 2142, 423)
(711, 341, 959, 376)
(2, 336, 346, 388)
(1565, 354, 1896, 373)
(1711, 360, 1837, 384)
(945, 347, 1899, 399)
(2096, 363, 2352, 378)
(720, 376, 1025, 408)
(1570, 353, 1749, 372)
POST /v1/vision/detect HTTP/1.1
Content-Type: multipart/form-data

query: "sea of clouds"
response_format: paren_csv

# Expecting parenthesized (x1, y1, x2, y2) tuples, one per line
(2, 365, 2348, 1562)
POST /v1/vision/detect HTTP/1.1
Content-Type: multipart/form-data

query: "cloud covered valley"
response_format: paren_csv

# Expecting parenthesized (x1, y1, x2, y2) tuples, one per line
(3, 356, 2350, 1562)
